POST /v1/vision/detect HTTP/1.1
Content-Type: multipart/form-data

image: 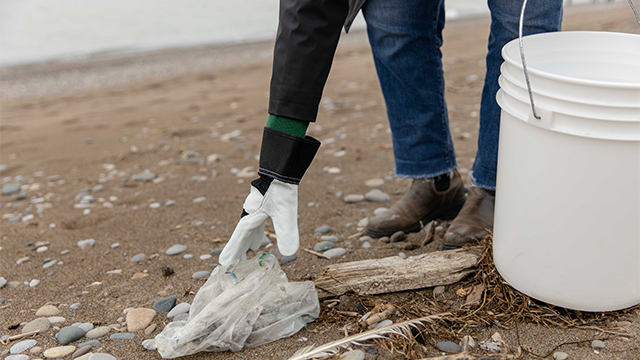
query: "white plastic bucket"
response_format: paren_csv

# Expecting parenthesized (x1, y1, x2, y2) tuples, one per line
(494, 31, 640, 311)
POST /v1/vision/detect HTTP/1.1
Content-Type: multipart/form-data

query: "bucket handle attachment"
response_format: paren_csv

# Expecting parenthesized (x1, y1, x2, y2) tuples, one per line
(518, 0, 640, 121)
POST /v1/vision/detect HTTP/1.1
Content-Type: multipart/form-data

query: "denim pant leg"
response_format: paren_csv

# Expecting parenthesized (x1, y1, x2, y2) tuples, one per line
(471, 0, 563, 190)
(362, 0, 457, 179)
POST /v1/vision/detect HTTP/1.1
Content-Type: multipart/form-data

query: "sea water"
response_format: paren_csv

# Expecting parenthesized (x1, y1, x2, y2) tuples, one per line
(0, 0, 619, 66)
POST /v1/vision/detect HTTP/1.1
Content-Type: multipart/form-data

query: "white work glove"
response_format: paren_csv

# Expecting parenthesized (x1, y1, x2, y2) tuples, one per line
(218, 127, 320, 266)
(219, 179, 299, 266)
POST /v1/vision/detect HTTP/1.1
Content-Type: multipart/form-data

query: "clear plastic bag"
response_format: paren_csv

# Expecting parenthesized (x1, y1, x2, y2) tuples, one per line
(152, 253, 320, 358)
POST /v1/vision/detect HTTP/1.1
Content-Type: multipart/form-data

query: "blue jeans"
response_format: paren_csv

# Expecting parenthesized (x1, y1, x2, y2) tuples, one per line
(362, 0, 563, 189)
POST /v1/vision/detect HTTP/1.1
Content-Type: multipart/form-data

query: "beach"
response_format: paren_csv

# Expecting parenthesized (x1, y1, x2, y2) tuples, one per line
(1, 3, 639, 359)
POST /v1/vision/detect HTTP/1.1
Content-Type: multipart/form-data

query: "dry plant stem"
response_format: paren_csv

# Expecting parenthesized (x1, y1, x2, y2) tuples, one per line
(303, 248, 331, 260)
(0, 330, 40, 345)
(418, 352, 521, 360)
(365, 305, 397, 326)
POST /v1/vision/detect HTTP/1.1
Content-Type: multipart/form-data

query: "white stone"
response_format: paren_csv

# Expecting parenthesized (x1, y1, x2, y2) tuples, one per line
(10, 339, 37, 354)
(167, 303, 190, 318)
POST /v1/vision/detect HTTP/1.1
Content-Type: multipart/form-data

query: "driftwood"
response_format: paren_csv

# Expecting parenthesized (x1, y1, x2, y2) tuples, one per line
(0, 330, 40, 345)
(314, 247, 481, 299)
(419, 352, 520, 360)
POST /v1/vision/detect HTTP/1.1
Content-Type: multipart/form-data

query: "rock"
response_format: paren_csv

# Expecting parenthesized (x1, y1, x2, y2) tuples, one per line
(85, 327, 110, 339)
(372, 320, 392, 328)
(77, 239, 95, 249)
(434, 286, 446, 295)
(192, 271, 210, 279)
(22, 318, 50, 333)
(3, 184, 21, 195)
(192, 196, 206, 203)
(126, 308, 156, 332)
(77, 340, 100, 348)
(398, 252, 407, 259)
(314, 241, 335, 252)
(359, 235, 372, 242)
(436, 341, 461, 353)
(57, 326, 85, 344)
(149, 202, 161, 209)
(281, 255, 297, 264)
(29, 279, 40, 287)
(77, 353, 95, 360)
(76, 323, 93, 332)
(133, 171, 156, 181)
(88, 354, 117, 360)
(0, 298, 4, 304)
(0, 277, 6, 288)
(153, 296, 177, 312)
(70, 303, 81, 310)
(591, 340, 605, 349)
(131, 273, 149, 280)
(357, 217, 369, 227)
(200, 254, 212, 260)
(344, 194, 364, 203)
(130, 253, 145, 262)
(110, 332, 135, 340)
(72, 345, 92, 358)
(209, 248, 224, 255)
(390, 231, 406, 243)
(144, 323, 157, 335)
(339, 350, 365, 360)
(553, 352, 569, 360)
(165, 200, 176, 207)
(166, 245, 187, 256)
(314, 225, 331, 235)
(36, 305, 60, 317)
(43, 345, 76, 358)
(362, 241, 372, 249)
(365, 189, 391, 202)
(365, 346, 378, 354)
(319, 235, 338, 243)
(365, 178, 385, 187)
(42, 259, 57, 269)
(167, 303, 190, 318)
(10, 339, 37, 354)
(110, 243, 120, 248)
(142, 339, 157, 351)
(30, 346, 42, 354)
(373, 207, 388, 216)
(324, 248, 347, 258)
(173, 313, 188, 321)
(5, 355, 29, 360)
(48, 316, 66, 324)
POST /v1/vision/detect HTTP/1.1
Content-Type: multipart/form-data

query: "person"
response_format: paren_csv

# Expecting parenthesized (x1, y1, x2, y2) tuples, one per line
(219, 0, 563, 266)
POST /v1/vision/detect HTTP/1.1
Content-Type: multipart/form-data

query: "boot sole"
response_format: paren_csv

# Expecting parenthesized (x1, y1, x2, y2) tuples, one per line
(365, 195, 467, 238)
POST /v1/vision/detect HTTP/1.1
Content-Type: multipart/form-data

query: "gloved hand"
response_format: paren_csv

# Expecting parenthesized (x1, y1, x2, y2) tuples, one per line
(219, 128, 320, 266)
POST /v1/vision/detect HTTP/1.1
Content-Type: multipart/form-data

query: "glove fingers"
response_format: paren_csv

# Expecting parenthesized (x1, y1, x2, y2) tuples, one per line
(271, 199, 299, 257)
(219, 212, 269, 266)
(248, 222, 267, 251)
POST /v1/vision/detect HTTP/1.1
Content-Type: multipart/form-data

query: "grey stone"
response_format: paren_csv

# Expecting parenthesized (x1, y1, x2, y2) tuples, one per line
(78, 340, 100, 348)
(314, 241, 335, 252)
(365, 178, 385, 187)
(173, 313, 188, 321)
(89, 353, 117, 360)
(344, 194, 364, 203)
(398, 252, 407, 259)
(553, 352, 569, 360)
(314, 225, 330, 235)
(192, 271, 210, 279)
(109, 332, 135, 340)
(153, 296, 177, 312)
(359, 235, 372, 242)
(436, 341, 461, 353)
(434, 286, 446, 295)
(12, 194, 26, 201)
(8, 216, 20, 222)
(72, 345, 93, 358)
(0, 277, 6, 288)
(5, 355, 28, 360)
(362, 241, 372, 249)
(0, 298, 4, 304)
(209, 248, 224, 255)
(373, 207, 388, 216)
(591, 340, 605, 349)
(166, 244, 187, 256)
(77, 239, 95, 248)
(10, 339, 37, 354)
(133, 171, 156, 182)
(165, 200, 176, 207)
(70, 303, 81, 310)
(130, 253, 145, 262)
(42, 259, 57, 269)
(281, 255, 297, 264)
(2, 184, 21, 195)
(390, 231, 406, 243)
(167, 303, 191, 318)
(56, 326, 85, 345)
(365, 189, 391, 202)
(85, 327, 110, 339)
(77, 323, 94, 332)
(320, 235, 339, 242)
(324, 248, 347, 258)
(22, 318, 50, 334)
(192, 196, 207, 203)
(339, 350, 365, 360)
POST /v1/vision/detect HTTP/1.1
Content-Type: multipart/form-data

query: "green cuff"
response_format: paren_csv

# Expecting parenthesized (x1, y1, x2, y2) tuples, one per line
(266, 114, 309, 138)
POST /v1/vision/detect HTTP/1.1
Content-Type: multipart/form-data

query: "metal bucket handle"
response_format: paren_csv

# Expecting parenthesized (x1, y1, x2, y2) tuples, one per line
(518, 0, 640, 120)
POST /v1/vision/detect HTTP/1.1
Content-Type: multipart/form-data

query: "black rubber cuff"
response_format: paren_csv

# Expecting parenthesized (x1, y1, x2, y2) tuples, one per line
(258, 127, 320, 185)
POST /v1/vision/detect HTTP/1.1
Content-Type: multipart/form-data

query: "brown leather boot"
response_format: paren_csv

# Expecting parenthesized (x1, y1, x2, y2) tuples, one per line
(366, 170, 467, 238)
(442, 186, 495, 250)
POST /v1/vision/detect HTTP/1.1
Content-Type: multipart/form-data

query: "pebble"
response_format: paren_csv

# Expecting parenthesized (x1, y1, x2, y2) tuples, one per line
(144, 323, 157, 335)
(2, 184, 21, 195)
(553, 352, 569, 360)
(372, 320, 392, 328)
(165, 200, 176, 207)
(22, 214, 35, 222)
(61, 249, 70, 255)
(142, 339, 157, 351)
(434, 286, 446, 295)
(339, 350, 365, 360)
(323, 248, 347, 258)
(192, 271, 210, 279)
(126, 308, 156, 332)
(153, 296, 177, 312)
(77, 239, 96, 249)
(344, 194, 364, 203)
(36, 305, 60, 316)
(173, 313, 189, 321)
(398, 252, 407, 259)
(88, 354, 117, 360)
(199, 254, 212, 260)
(359, 235, 372, 242)
(183, 254, 193, 259)
(110, 332, 135, 340)
(56, 326, 85, 344)
(77, 340, 100, 348)
(357, 217, 369, 227)
(0, 277, 6, 288)
(70, 303, 81, 310)
(133, 171, 157, 181)
(5, 355, 29, 360)
(30, 346, 42, 354)
(131, 273, 148, 280)
(10, 339, 37, 354)
(314, 241, 335, 252)
(72, 345, 93, 358)
(149, 202, 161, 209)
(85, 327, 110, 339)
(365, 178, 385, 187)
(43, 345, 76, 358)
(77, 354, 95, 360)
(192, 196, 206, 203)
(591, 340, 605, 349)
(314, 225, 330, 235)
(365, 189, 391, 202)
(167, 303, 190, 318)
(42, 259, 57, 269)
(436, 341, 461, 353)
(209, 248, 223, 255)
(130, 253, 145, 262)
(320, 235, 339, 242)
(390, 231, 406, 243)
(77, 323, 94, 332)
(110, 243, 120, 249)
(373, 207, 388, 216)
(281, 255, 297, 264)
(362, 241, 372, 249)
(0, 298, 5, 304)
(166, 244, 187, 256)
(22, 318, 50, 333)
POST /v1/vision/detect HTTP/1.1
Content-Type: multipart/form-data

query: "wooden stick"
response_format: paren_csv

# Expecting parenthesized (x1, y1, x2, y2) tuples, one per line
(419, 348, 521, 360)
(364, 306, 397, 326)
(0, 330, 40, 345)
(303, 248, 331, 260)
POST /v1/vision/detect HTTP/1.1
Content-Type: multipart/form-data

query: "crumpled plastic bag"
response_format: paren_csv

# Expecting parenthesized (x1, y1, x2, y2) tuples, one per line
(152, 253, 320, 358)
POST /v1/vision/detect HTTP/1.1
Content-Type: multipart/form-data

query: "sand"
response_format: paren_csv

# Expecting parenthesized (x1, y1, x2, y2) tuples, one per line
(1, 3, 639, 359)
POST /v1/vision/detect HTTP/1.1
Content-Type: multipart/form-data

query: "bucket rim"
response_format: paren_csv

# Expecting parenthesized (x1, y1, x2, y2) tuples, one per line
(502, 31, 640, 90)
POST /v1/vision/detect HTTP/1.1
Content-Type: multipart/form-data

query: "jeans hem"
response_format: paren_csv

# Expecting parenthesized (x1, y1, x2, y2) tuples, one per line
(394, 165, 457, 180)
